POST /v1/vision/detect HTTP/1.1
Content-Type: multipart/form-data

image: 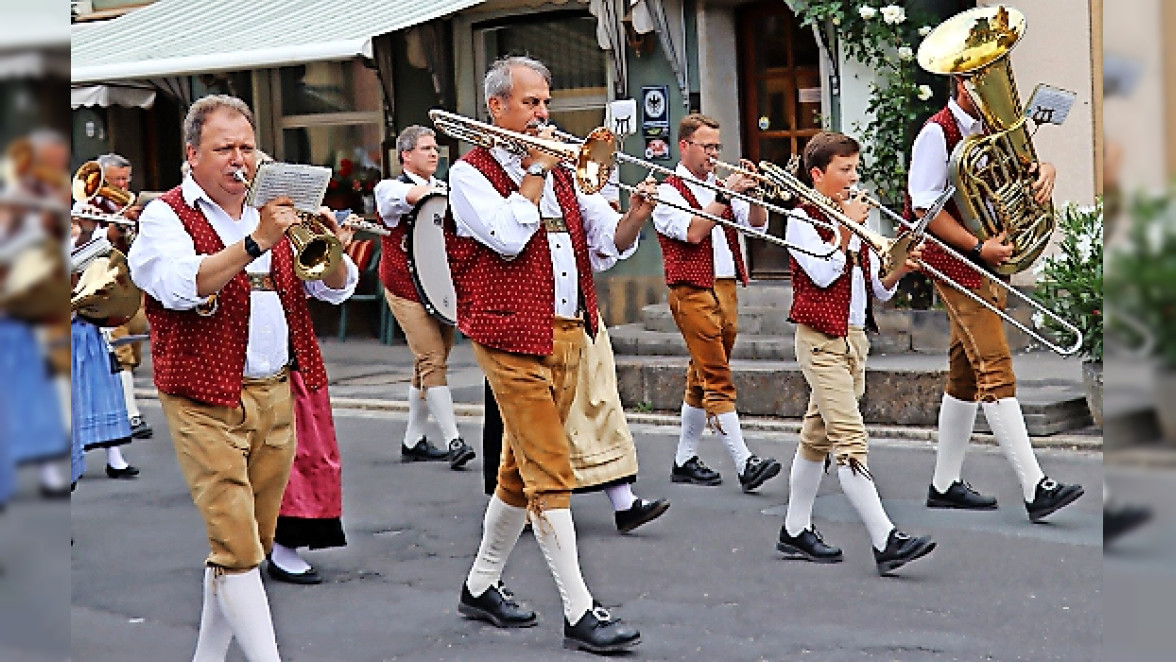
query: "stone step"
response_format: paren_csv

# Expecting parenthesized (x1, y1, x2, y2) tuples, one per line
(611, 324, 797, 361)
(638, 304, 798, 336)
(614, 356, 1093, 435)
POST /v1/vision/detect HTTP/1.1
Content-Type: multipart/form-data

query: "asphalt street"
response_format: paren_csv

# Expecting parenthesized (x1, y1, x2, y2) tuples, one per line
(69, 402, 1103, 661)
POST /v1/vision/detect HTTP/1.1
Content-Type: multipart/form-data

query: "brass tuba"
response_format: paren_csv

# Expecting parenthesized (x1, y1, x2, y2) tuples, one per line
(917, 5, 1052, 275)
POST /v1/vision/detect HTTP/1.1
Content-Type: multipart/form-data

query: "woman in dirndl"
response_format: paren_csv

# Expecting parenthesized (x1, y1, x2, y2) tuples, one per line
(71, 314, 137, 481)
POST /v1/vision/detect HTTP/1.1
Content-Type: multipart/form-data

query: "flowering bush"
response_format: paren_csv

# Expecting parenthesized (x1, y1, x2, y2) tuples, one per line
(1105, 186, 1176, 368)
(793, 1, 938, 204)
(1033, 201, 1103, 361)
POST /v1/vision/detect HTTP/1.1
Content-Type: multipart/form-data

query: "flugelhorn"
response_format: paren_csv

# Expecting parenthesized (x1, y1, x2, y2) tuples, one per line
(231, 168, 342, 281)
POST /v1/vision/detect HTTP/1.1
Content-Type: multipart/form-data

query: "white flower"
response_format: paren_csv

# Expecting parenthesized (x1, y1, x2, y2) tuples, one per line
(881, 5, 906, 24)
(897, 46, 914, 60)
(1076, 236, 1093, 263)
(917, 84, 933, 101)
(859, 6, 877, 20)
(832, 15, 842, 26)
(919, 26, 932, 37)
(1032, 311, 1045, 328)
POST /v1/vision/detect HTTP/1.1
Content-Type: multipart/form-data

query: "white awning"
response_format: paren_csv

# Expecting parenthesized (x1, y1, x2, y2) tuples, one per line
(71, 0, 485, 84)
(71, 84, 157, 109)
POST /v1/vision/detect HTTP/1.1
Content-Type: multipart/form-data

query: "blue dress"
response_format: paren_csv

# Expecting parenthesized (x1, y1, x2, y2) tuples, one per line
(71, 319, 132, 463)
(0, 318, 67, 466)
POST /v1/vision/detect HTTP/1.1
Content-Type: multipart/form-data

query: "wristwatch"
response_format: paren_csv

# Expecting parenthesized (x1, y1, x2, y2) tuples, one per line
(968, 239, 984, 264)
(526, 163, 549, 178)
(244, 234, 266, 259)
(714, 191, 731, 206)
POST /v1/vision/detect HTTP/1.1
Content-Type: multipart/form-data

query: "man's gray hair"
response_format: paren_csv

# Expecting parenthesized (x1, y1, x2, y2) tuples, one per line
(396, 125, 436, 163)
(96, 153, 131, 170)
(183, 95, 256, 149)
(483, 56, 551, 111)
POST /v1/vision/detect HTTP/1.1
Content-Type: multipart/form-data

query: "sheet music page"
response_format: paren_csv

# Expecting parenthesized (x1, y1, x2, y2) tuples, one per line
(1024, 84, 1077, 126)
(245, 162, 332, 212)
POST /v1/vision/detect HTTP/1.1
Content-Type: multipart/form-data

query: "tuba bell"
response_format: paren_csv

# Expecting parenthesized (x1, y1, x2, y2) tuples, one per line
(917, 5, 1052, 275)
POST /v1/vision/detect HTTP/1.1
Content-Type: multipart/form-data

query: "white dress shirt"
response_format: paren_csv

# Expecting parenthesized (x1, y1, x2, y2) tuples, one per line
(907, 98, 984, 211)
(651, 163, 757, 278)
(373, 170, 442, 229)
(787, 208, 897, 327)
(129, 175, 358, 378)
(447, 147, 636, 319)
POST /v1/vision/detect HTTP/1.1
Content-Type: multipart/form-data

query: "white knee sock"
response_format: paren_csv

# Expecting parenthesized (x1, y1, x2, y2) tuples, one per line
(192, 568, 233, 662)
(119, 370, 141, 419)
(106, 446, 128, 470)
(675, 403, 707, 467)
(403, 385, 428, 449)
(784, 447, 825, 537)
(424, 385, 461, 443)
(982, 398, 1045, 501)
(40, 461, 66, 490)
(213, 568, 280, 662)
(532, 508, 594, 623)
(838, 465, 894, 551)
(932, 393, 979, 492)
(466, 495, 528, 597)
(715, 411, 752, 474)
(269, 543, 311, 574)
(604, 483, 636, 512)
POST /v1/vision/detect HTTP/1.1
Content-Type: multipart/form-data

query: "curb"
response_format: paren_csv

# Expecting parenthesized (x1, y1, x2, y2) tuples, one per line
(135, 388, 1103, 452)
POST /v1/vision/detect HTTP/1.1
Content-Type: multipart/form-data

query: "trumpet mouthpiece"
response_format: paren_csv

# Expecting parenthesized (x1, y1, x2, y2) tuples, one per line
(232, 170, 248, 183)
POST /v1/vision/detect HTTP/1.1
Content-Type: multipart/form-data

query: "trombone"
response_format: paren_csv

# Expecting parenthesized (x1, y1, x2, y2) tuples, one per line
(428, 110, 834, 259)
(758, 163, 1083, 356)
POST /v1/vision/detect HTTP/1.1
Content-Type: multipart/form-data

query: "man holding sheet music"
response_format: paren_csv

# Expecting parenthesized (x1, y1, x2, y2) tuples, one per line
(128, 94, 357, 661)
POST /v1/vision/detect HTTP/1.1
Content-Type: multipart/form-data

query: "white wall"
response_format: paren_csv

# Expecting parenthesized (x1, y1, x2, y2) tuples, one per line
(695, 4, 743, 160)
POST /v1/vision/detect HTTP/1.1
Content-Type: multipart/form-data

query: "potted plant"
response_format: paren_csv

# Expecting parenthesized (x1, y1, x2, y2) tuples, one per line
(1034, 201, 1103, 426)
(1105, 186, 1176, 439)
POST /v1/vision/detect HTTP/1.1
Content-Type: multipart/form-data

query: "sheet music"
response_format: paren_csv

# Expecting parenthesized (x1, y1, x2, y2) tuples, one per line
(1024, 84, 1077, 126)
(244, 162, 332, 213)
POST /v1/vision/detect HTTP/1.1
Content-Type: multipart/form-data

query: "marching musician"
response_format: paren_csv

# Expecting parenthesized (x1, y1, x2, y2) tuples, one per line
(373, 125, 476, 469)
(776, 131, 935, 575)
(651, 113, 781, 493)
(906, 75, 1083, 521)
(446, 55, 654, 655)
(128, 94, 357, 661)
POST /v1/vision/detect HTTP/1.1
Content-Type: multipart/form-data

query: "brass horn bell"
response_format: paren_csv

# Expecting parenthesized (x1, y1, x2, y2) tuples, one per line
(72, 160, 137, 215)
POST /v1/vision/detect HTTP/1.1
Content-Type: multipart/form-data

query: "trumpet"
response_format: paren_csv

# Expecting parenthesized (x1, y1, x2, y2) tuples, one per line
(231, 168, 342, 281)
(340, 214, 391, 237)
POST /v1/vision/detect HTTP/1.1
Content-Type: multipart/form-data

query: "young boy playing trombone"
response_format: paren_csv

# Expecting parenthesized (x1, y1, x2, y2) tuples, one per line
(776, 131, 936, 575)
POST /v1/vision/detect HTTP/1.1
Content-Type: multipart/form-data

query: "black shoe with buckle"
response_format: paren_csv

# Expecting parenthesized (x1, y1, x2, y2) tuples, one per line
(1025, 477, 1084, 523)
(458, 582, 538, 628)
(401, 437, 448, 462)
(563, 602, 641, 654)
(776, 526, 843, 563)
(447, 437, 476, 470)
(926, 480, 998, 510)
(129, 415, 154, 439)
(615, 498, 670, 533)
(873, 529, 936, 576)
(738, 455, 781, 493)
(105, 464, 140, 479)
(266, 557, 323, 585)
(671, 456, 722, 486)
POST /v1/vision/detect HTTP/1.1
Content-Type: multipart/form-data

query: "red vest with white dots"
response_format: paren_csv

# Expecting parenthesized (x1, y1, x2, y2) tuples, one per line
(788, 203, 875, 338)
(902, 105, 983, 289)
(144, 187, 327, 407)
(444, 147, 599, 355)
(378, 173, 422, 302)
(656, 176, 749, 288)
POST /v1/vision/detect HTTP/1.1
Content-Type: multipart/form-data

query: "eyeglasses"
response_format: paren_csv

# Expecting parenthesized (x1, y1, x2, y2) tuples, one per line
(686, 141, 723, 154)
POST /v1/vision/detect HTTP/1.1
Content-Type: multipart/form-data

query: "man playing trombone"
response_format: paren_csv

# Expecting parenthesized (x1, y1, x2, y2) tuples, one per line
(652, 113, 781, 493)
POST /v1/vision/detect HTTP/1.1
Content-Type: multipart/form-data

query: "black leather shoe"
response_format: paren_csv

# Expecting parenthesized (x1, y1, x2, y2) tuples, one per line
(447, 437, 476, 470)
(738, 455, 781, 493)
(615, 498, 670, 533)
(1025, 477, 1084, 523)
(40, 484, 72, 499)
(926, 480, 997, 510)
(563, 603, 641, 654)
(873, 529, 936, 576)
(459, 582, 538, 628)
(129, 415, 154, 439)
(1104, 502, 1152, 545)
(401, 437, 448, 462)
(671, 456, 721, 486)
(777, 526, 843, 563)
(105, 464, 140, 479)
(266, 558, 323, 585)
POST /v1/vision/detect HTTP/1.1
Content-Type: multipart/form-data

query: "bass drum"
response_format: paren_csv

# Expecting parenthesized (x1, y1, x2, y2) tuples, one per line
(405, 191, 457, 325)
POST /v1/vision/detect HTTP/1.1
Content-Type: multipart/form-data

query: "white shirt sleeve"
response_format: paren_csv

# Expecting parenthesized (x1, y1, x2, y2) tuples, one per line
(448, 160, 541, 257)
(652, 182, 692, 241)
(868, 250, 898, 301)
(127, 198, 208, 311)
(373, 178, 415, 229)
(576, 187, 635, 272)
(786, 209, 846, 288)
(303, 253, 359, 303)
(907, 123, 951, 211)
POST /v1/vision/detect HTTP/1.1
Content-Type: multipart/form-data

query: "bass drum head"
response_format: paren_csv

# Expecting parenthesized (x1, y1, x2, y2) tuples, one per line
(406, 192, 457, 325)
